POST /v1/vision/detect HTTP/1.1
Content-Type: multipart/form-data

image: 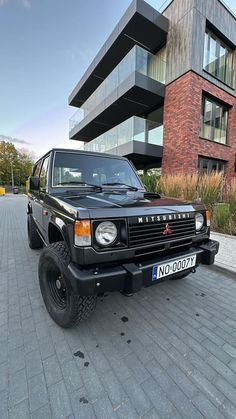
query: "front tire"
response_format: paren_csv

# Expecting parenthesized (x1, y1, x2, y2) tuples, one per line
(38, 242, 97, 328)
(27, 214, 44, 249)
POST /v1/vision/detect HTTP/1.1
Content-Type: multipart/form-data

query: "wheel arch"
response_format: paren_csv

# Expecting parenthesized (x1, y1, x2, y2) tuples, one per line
(48, 221, 65, 244)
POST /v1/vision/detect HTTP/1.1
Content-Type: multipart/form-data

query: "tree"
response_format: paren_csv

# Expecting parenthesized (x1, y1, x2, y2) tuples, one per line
(17, 150, 35, 185)
(0, 141, 34, 185)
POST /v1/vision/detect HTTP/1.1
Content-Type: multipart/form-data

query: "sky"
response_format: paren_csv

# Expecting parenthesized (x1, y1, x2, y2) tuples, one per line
(0, 0, 235, 159)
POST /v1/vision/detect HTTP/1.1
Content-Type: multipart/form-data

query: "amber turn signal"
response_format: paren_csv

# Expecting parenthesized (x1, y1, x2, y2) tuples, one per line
(206, 211, 211, 227)
(74, 220, 91, 246)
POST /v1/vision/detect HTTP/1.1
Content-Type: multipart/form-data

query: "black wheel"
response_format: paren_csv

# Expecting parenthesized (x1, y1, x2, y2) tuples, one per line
(27, 214, 44, 249)
(38, 242, 97, 328)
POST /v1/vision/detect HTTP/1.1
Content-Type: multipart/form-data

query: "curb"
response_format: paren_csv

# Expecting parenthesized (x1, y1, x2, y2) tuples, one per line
(211, 231, 236, 240)
(207, 263, 236, 280)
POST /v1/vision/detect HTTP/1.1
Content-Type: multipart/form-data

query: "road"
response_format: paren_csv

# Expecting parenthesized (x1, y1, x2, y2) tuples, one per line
(1, 194, 236, 419)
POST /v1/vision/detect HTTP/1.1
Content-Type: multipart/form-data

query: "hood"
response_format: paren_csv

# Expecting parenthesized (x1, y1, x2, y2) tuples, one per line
(57, 191, 189, 209)
(48, 190, 204, 220)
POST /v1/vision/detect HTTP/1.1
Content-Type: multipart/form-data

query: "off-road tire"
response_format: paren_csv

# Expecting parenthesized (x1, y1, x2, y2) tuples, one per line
(27, 214, 44, 249)
(38, 242, 97, 328)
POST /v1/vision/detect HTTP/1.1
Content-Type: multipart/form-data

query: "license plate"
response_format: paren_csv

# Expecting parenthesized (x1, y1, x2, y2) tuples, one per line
(152, 254, 196, 281)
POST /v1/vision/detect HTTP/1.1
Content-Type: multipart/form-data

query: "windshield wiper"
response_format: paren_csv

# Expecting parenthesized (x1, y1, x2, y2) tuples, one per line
(102, 182, 138, 191)
(56, 181, 102, 191)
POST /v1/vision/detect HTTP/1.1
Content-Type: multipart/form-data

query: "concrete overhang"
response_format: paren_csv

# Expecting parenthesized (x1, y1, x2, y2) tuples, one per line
(69, 72, 165, 141)
(69, 0, 168, 107)
(111, 140, 163, 170)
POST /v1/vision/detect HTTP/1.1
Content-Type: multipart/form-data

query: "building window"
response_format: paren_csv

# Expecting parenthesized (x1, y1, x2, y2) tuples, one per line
(203, 29, 234, 87)
(200, 96, 228, 144)
(198, 157, 226, 173)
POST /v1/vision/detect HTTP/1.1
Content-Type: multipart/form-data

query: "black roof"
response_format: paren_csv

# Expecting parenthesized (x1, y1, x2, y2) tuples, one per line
(34, 148, 128, 166)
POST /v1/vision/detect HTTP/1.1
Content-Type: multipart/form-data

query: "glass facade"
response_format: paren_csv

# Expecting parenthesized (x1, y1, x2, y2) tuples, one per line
(198, 157, 226, 173)
(203, 29, 234, 87)
(69, 45, 166, 132)
(69, 108, 84, 132)
(83, 116, 163, 154)
(200, 96, 228, 144)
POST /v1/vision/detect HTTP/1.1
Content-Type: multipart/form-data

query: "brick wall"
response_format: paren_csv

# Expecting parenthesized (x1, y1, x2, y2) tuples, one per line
(162, 71, 236, 180)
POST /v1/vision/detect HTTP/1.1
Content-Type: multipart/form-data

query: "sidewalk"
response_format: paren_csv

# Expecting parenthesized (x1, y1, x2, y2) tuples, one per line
(210, 231, 236, 275)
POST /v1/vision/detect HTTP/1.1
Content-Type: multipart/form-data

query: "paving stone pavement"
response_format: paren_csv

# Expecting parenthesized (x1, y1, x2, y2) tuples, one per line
(211, 232, 236, 275)
(1, 194, 236, 419)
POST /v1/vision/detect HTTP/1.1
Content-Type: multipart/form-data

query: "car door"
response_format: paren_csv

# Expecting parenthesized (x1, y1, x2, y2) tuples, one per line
(34, 155, 50, 233)
(31, 159, 42, 227)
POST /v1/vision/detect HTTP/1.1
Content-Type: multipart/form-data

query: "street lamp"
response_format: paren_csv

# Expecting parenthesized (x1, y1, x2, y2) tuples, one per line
(10, 162, 14, 190)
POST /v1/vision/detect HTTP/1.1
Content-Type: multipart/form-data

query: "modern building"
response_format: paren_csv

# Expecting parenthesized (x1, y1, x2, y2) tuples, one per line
(69, 0, 236, 180)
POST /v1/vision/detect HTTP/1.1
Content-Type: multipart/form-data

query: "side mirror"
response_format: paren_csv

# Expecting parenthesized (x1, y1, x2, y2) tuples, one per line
(29, 176, 40, 191)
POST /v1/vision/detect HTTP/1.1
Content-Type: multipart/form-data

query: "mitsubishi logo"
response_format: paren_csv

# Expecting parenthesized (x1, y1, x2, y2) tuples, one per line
(163, 223, 173, 235)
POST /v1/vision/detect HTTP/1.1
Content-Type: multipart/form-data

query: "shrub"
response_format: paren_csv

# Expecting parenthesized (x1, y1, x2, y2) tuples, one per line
(140, 175, 159, 193)
(139, 172, 236, 235)
(228, 178, 236, 216)
(212, 204, 230, 232)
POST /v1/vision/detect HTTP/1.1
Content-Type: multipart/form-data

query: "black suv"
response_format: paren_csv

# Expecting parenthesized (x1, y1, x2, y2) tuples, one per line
(27, 148, 219, 328)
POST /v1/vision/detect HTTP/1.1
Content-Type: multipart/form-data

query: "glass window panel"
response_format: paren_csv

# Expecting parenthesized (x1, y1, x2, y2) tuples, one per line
(136, 47, 148, 76)
(198, 157, 225, 173)
(203, 33, 210, 69)
(117, 118, 133, 146)
(208, 36, 217, 76)
(34, 162, 42, 176)
(214, 104, 221, 142)
(201, 99, 213, 140)
(40, 156, 50, 189)
(201, 97, 228, 144)
(225, 52, 233, 86)
(219, 46, 226, 81)
(53, 152, 142, 189)
(133, 117, 145, 142)
(118, 48, 135, 84)
(146, 106, 164, 145)
(203, 29, 234, 86)
(147, 123, 163, 145)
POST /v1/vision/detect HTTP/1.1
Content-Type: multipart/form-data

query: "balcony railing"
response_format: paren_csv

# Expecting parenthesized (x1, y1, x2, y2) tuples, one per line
(69, 45, 166, 132)
(83, 116, 163, 154)
(69, 108, 84, 131)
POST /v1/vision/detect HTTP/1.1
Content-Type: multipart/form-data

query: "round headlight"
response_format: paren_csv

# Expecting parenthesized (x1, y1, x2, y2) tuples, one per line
(195, 212, 204, 231)
(95, 221, 117, 246)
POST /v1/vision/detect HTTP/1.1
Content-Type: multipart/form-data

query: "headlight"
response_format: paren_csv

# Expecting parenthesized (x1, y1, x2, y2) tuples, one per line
(95, 221, 117, 246)
(195, 212, 204, 231)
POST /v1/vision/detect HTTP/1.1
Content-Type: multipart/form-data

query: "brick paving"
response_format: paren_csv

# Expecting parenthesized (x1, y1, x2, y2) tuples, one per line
(211, 232, 236, 275)
(1, 194, 236, 419)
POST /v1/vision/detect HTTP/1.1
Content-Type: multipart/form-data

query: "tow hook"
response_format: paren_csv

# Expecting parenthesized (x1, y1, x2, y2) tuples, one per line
(191, 268, 196, 274)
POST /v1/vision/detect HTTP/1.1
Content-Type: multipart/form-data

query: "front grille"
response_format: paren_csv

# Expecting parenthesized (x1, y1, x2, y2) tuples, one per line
(128, 214, 196, 248)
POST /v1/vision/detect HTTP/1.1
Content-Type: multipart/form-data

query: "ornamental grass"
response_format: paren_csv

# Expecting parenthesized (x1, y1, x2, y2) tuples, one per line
(197, 172, 223, 209)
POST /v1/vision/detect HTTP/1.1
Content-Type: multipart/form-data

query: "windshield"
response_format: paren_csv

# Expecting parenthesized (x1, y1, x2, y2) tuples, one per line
(52, 152, 143, 190)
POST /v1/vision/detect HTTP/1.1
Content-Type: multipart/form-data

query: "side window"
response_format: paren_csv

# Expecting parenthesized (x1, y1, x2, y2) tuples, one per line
(39, 156, 50, 190)
(33, 161, 42, 176)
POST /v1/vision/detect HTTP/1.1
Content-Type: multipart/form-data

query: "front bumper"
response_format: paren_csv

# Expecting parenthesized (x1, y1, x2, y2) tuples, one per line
(67, 239, 219, 295)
